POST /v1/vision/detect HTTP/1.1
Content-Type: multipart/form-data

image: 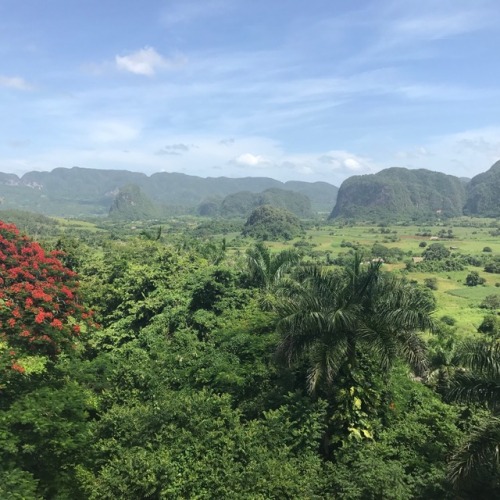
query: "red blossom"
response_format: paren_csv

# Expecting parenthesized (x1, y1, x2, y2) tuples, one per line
(0, 220, 95, 368)
(11, 363, 25, 373)
(50, 318, 63, 330)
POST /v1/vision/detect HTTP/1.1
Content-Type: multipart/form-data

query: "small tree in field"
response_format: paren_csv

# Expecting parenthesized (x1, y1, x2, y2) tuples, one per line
(465, 271, 485, 287)
(0, 221, 94, 378)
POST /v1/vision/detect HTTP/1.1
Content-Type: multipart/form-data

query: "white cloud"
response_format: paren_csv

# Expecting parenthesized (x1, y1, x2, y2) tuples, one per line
(115, 47, 170, 76)
(0, 75, 33, 90)
(318, 150, 373, 172)
(233, 153, 269, 167)
(392, 11, 485, 41)
(390, 127, 500, 178)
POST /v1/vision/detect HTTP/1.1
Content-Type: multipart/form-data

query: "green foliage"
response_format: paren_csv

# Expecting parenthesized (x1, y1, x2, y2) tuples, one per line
(440, 315, 457, 326)
(484, 256, 500, 274)
(78, 389, 326, 499)
(327, 370, 462, 499)
(479, 294, 500, 310)
(371, 243, 405, 263)
(245, 242, 299, 292)
(424, 277, 438, 290)
(478, 315, 500, 336)
(465, 271, 486, 287)
(242, 205, 303, 241)
(446, 340, 500, 494)
(423, 242, 451, 260)
(4, 217, 496, 498)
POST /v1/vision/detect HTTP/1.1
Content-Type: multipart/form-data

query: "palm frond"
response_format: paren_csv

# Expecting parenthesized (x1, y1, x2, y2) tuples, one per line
(447, 416, 500, 488)
(447, 372, 500, 410)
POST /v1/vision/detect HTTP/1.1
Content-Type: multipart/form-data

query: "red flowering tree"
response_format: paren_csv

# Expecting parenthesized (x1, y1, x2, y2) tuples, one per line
(0, 221, 94, 376)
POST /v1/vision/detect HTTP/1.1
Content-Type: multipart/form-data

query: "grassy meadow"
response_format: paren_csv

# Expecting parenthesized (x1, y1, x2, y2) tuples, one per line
(245, 218, 499, 338)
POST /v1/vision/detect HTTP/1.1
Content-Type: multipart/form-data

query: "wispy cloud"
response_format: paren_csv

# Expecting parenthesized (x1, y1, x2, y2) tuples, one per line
(0, 75, 33, 91)
(155, 143, 194, 156)
(391, 126, 500, 177)
(115, 47, 184, 76)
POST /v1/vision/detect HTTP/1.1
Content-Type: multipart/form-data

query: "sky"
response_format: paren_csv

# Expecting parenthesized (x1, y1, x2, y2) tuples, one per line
(1, 0, 500, 186)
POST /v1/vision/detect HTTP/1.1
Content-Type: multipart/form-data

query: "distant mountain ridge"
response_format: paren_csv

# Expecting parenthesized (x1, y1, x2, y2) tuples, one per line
(1, 161, 498, 220)
(0, 166, 338, 217)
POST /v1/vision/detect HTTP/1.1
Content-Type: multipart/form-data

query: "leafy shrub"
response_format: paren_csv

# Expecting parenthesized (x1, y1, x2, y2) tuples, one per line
(479, 294, 500, 310)
(423, 243, 450, 261)
(423, 277, 438, 290)
(440, 315, 456, 326)
(465, 271, 486, 287)
(478, 314, 500, 336)
(419, 241, 427, 248)
(483, 246, 493, 253)
(484, 257, 500, 274)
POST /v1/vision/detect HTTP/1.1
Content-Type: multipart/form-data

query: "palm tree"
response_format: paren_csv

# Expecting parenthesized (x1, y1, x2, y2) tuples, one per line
(426, 334, 460, 393)
(446, 340, 500, 492)
(276, 255, 434, 394)
(246, 242, 299, 292)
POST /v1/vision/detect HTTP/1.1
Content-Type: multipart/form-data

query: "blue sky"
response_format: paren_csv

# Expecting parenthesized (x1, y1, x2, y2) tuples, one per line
(1, 0, 500, 185)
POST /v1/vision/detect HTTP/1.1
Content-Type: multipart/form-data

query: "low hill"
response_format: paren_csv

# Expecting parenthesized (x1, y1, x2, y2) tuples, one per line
(283, 181, 338, 213)
(464, 160, 500, 217)
(0, 167, 337, 217)
(108, 184, 160, 220)
(330, 168, 466, 221)
(215, 188, 312, 218)
(242, 205, 303, 240)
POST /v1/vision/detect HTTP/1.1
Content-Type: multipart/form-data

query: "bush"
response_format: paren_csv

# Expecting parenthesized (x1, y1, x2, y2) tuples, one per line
(423, 243, 450, 261)
(478, 314, 500, 336)
(440, 315, 456, 326)
(419, 241, 427, 248)
(479, 294, 500, 310)
(423, 277, 438, 290)
(484, 258, 500, 274)
(483, 246, 493, 253)
(465, 271, 486, 287)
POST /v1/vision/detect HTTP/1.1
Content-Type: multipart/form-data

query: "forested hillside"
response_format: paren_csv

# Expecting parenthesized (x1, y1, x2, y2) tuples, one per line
(464, 160, 500, 217)
(330, 167, 467, 221)
(1, 214, 499, 499)
(214, 188, 312, 218)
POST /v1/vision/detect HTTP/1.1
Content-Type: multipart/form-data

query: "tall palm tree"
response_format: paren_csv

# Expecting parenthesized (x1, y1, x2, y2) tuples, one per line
(246, 242, 299, 291)
(276, 255, 434, 394)
(446, 340, 500, 492)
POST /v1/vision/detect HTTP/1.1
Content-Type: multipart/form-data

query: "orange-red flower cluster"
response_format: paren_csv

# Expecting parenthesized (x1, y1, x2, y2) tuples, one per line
(0, 221, 95, 375)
